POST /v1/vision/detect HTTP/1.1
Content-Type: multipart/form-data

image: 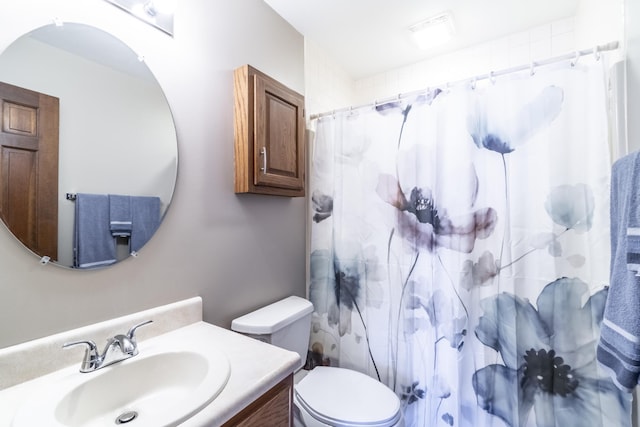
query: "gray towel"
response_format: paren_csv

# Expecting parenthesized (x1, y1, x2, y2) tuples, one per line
(130, 196, 161, 253)
(73, 193, 117, 269)
(109, 194, 133, 237)
(597, 150, 640, 391)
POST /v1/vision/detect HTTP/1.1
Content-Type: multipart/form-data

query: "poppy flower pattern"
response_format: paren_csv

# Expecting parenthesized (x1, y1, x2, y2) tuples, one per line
(473, 278, 630, 427)
(376, 165, 498, 254)
(308, 63, 626, 426)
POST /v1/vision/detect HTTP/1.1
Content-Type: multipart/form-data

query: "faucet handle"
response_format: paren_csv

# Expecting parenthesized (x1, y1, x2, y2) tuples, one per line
(63, 339, 98, 352)
(63, 340, 100, 372)
(127, 319, 153, 341)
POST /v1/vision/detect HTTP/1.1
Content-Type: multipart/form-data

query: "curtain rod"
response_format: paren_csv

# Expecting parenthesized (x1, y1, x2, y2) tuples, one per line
(309, 40, 619, 121)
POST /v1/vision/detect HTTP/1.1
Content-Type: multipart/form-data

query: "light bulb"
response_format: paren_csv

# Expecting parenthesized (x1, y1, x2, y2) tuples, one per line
(409, 13, 455, 51)
(149, 0, 176, 14)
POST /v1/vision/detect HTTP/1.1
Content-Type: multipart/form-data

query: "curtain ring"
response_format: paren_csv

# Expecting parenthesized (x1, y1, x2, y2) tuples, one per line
(489, 71, 496, 85)
(470, 78, 477, 90)
(593, 46, 601, 61)
(570, 51, 580, 67)
(529, 62, 536, 76)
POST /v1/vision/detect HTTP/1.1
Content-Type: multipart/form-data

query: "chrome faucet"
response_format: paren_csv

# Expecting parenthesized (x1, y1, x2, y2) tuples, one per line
(63, 320, 153, 373)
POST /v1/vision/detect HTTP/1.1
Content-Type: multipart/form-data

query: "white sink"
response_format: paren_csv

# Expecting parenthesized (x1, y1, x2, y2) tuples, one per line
(11, 330, 230, 427)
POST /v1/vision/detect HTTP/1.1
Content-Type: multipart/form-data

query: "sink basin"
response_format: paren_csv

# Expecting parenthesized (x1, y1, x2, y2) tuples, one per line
(11, 333, 230, 427)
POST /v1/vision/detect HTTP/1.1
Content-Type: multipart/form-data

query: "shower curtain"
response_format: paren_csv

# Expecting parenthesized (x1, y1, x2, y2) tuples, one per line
(308, 59, 632, 427)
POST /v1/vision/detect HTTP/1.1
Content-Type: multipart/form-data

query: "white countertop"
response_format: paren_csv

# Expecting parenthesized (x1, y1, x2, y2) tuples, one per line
(182, 322, 299, 426)
(0, 298, 300, 426)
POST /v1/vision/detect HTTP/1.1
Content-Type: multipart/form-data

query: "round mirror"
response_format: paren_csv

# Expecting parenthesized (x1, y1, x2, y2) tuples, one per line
(0, 23, 177, 269)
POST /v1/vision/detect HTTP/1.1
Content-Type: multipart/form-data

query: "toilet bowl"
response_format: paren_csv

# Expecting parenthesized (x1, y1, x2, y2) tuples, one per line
(294, 366, 402, 427)
(231, 296, 403, 427)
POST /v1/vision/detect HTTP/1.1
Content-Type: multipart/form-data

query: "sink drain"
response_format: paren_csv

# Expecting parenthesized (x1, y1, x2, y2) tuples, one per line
(115, 411, 138, 424)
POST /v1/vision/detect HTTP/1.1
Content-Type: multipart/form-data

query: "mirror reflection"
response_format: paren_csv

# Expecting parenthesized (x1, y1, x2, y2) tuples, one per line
(0, 23, 177, 269)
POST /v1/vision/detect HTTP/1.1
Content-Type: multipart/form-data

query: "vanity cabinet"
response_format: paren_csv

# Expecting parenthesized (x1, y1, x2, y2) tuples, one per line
(222, 373, 293, 426)
(233, 65, 305, 197)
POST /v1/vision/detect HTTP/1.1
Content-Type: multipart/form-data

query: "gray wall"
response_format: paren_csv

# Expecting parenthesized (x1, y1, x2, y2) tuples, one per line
(0, 0, 306, 348)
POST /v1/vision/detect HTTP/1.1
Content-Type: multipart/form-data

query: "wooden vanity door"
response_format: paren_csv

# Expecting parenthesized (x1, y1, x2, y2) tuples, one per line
(223, 374, 293, 426)
(0, 81, 59, 260)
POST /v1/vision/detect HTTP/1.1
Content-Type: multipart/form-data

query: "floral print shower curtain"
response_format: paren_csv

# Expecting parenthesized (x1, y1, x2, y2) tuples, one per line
(308, 60, 631, 427)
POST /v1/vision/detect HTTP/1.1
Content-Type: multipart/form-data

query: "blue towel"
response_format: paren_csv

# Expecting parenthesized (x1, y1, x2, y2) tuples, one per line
(130, 196, 160, 253)
(109, 194, 133, 237)
(597, 150, 640, 391)
(73, 193, 117, 269)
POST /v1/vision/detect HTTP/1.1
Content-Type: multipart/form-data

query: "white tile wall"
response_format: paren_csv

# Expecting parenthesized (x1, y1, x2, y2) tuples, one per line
(305, 1, 624, 116)
(304, 39, 356, 118)
(354, 18, 582, 106)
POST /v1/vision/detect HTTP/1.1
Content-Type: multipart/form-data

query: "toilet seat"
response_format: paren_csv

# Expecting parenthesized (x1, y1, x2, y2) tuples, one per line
(295, 367, 402, 427)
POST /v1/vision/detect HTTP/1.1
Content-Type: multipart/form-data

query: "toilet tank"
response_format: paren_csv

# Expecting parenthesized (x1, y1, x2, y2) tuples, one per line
(231, 296, 313, 371)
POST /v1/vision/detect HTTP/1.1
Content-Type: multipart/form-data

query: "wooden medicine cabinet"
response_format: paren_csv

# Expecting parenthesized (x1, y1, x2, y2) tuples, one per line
(233, 65, 305, 197)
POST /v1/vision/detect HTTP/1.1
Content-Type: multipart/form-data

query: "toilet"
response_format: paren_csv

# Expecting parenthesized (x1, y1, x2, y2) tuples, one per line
(231, 296, 403, 427)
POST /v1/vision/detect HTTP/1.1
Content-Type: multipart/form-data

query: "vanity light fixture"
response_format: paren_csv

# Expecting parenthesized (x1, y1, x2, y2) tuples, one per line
(103, 0, 175, 36)
(409, 12, 455, 51)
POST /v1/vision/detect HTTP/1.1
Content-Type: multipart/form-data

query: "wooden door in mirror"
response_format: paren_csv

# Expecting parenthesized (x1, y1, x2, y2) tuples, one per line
(0, 81, 59, 260)
(234, 65, 305, 197)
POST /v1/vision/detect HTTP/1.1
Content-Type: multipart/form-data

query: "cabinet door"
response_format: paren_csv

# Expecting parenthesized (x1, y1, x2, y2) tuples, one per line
(223, 374, 293, 426)
(253, 74, 305, 192)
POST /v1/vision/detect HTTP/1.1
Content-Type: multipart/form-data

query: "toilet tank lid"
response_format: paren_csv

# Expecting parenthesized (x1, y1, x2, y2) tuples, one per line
(231, 296, 313, 335)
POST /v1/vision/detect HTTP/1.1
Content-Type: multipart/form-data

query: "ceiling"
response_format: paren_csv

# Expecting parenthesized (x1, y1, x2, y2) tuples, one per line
(264, 0, 582, 80)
